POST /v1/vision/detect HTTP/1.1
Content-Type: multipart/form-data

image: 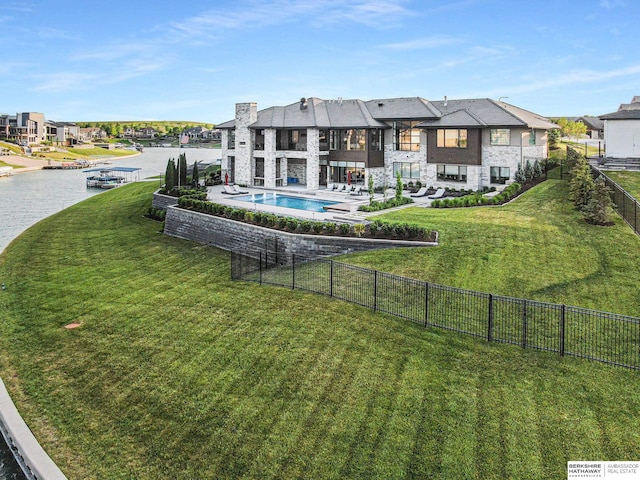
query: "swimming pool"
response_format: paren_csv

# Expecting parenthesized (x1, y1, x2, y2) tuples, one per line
(235, 193, 340, 212)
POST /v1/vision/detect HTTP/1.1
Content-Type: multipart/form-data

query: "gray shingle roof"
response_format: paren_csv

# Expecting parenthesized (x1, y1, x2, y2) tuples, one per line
(577, 116, 604, 130)
(218, 96, 557, 130)
(600, 110, 640, 120)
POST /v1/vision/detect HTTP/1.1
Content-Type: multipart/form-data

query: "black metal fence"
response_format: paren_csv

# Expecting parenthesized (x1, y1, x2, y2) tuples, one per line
(231, 250, 640, 370)
(591, 167, 640, 236)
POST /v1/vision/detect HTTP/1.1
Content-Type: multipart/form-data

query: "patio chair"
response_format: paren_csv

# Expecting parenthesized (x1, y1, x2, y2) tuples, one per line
(232, 184, 248, 194)
(222, 185, 240, 195)
(349, 186, 363, 196)
(427, 188, 446, 199)
(410, 187, 428, 197)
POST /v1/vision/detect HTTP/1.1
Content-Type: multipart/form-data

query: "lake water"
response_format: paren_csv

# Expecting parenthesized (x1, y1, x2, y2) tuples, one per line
(0, 147, 220, 479)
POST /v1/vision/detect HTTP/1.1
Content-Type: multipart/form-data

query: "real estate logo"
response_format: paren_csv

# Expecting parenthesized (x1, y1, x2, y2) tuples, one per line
(568, 462, 640, 479)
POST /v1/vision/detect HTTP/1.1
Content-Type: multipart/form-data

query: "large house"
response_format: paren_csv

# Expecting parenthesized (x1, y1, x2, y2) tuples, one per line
(0, 112, 47, 145)
(600, 96, 640, 159)
(218, 96, 557, 191)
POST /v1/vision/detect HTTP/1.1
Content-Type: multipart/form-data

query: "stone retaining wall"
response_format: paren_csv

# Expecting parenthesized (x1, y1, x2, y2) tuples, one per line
(152, 192, 178, 210)
(164, 206, 437, 259)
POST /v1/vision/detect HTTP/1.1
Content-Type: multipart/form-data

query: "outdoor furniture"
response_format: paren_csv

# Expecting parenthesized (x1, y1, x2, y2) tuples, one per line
(222, 185, 240, 195)
(232, 184, 248, 194)
(410, 187, 428, 197)
(427, 188, 446, 199)
(349, 186, 363, 196)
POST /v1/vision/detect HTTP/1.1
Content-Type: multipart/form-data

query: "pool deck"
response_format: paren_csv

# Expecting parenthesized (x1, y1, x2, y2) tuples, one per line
(206, 184, 437, 222)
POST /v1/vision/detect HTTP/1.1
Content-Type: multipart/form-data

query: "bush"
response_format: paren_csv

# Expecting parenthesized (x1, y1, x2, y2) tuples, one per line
(339, 223, 351, 235)
(299, 220, 313, 233)
(353, 223, 366, 237)
(324, 222, 337, 234)
(286, 218, 298, 232)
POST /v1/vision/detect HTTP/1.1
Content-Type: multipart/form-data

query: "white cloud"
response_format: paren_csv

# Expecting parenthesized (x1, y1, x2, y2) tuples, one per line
(383, 36, 462, 50)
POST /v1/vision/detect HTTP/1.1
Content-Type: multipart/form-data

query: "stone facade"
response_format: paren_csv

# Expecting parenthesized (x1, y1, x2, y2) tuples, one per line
(164, 206, 437, 260)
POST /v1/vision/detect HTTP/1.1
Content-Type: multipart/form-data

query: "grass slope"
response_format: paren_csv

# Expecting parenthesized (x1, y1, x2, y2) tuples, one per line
(347, 180, 640, 317)
(0, 182, 639, 479)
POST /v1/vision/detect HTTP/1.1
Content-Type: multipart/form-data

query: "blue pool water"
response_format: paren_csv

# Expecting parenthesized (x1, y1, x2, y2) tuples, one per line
(235, 193, 340, 213)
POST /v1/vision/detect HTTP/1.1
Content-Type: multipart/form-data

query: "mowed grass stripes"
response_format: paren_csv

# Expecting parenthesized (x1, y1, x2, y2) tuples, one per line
(0, 182, 639, 479)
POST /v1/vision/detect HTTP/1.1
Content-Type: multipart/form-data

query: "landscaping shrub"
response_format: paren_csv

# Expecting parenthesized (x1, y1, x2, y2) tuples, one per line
(339, 223, 351, 235)
(353, 223, 366, 237)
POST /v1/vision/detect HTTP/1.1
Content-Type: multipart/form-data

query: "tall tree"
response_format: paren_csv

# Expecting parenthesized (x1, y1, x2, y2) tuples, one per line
(395, 171, 403, 201)
(582, 176, 616, 225)
(569, 157, 595, 210)
(192, 161, 200, 187)
(178, 153, 188, 187)
(165, 158, 176, 191)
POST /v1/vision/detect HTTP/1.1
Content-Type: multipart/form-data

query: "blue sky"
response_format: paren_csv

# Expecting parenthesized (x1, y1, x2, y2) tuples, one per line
(1, 0, 638, 123)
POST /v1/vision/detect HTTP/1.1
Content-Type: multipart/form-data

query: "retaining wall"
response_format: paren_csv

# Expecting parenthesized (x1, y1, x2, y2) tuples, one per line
(0, 378, 67, 480)
(152, 192, 178, 210)
(164, 206, 437, 259)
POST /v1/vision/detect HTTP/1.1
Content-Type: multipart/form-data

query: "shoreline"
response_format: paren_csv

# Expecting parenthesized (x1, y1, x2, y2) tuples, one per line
(1, 151, 141, 175)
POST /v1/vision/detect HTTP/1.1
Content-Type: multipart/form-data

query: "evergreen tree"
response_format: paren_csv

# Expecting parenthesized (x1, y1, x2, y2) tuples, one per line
(533, 160, 543, 178)
(569, 157, 595, 210)
(368, 173, 375, 205)
(548, 128, 560, 148)
(515, 164, 526, 183)
(165, 158, 176, 191)
(178, 153, 188, 187)
(524, 160, 534, 182)
(395, 171, 403, 201)
(192, 161, 200, 187)
(582, 176, 616, 225)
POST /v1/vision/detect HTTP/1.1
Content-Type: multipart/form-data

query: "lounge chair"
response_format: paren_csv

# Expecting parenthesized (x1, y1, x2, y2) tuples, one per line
(222, 185, 240, 195)
(232, 184, 248, 194)
(427, 188, 446, 199)
(410, 187, 428, 197)
(327, 183, 335, 191)
(349, 185, 363, 196)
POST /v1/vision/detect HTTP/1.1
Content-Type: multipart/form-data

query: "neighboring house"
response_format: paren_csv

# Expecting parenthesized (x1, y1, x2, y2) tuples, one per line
(0, 112, 47, 145)
(203, 128, 221, 142)
(218, 96, 557, 190)
(600, 96, 640, 159)
(79, 127, 107, 142)
(576, 116, 604, 139)
(135, 127, 157, 139)
(46, 121, 80, 145)
(184, 126, 208, 140)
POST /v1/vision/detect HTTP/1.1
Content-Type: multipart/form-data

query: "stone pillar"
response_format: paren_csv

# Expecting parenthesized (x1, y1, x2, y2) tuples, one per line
(234, 103, 257, 185)
(306, 128, 320, 190)
(263, 129, 277, 188)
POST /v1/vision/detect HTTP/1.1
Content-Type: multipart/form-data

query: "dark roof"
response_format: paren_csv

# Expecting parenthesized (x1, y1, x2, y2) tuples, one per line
(577, 116, 604, 130)
(600, 110, 640, 120)
(219, 96, 557, 130)
(418, 98, 557, 129)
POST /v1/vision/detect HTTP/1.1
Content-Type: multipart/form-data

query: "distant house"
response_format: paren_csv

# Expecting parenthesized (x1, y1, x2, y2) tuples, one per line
(46, 121, 79, 145)
(576, 116, 604, 140)
(218, 96, 557, 190)
(79, 127, 107, 142)
(135, 127, 157, 139)
(600, 96, 640, 158)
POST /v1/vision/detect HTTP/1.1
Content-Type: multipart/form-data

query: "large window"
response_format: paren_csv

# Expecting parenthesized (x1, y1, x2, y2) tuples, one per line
(490, 166, 510, 184)
(437, 129, 467, 148)
(490, 128, 511, 145)
(369, 129, 383, 151)
(529, 129, 536, 145)
(394, 121, 421, 151)
(227, 130, 235, 149)
(437, 164, 467, 182)
(329, 129, 367, 151)
(329, 161, 366, 184)
(393, 162, 420, 179)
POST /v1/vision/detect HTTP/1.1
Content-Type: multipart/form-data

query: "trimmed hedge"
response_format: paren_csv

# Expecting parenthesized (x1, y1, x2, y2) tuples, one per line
(176, 197, 436, 242)
(358, 196, 413, 212)
(431, 183, 522, 208)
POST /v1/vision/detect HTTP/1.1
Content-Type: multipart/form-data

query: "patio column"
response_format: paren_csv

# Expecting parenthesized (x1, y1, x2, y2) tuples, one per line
(306, 128, 320, 190)
(264, 129, 277, 188)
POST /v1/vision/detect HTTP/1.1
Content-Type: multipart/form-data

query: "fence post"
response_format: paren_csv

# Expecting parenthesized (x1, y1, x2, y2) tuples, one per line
(560, 304, 566, 356)
(292, 253, 295, 290)
(635, 201, 638, 234)
(487, 294, 494, 342)
(522, 299, 528, 349)
(424, 282, 429, 327)
(373, 270, 378, 312)
(259, 251, 263, 285)
(330, 260, 334, 297)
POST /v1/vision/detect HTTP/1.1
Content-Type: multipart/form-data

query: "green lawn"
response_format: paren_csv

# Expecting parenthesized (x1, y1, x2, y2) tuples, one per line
(346, 180, 640, 317)
(604, 170, 640, 200)
(1, 182, 639, 479)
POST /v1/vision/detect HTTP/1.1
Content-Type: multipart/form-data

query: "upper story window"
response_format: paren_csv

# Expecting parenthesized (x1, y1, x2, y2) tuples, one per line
(276, 129, 307, 150)
(394, 121, 420, 151)
(369, 129, 383, 151)
(437, 129, 467, 148)
(329, 129, 366, 151)
(254, 129, 264, 150)
(319, 129, 328, 151)
(227, 130, 235, 149)
(490, 128, 510, 146)
(529, 130, 536, 146)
